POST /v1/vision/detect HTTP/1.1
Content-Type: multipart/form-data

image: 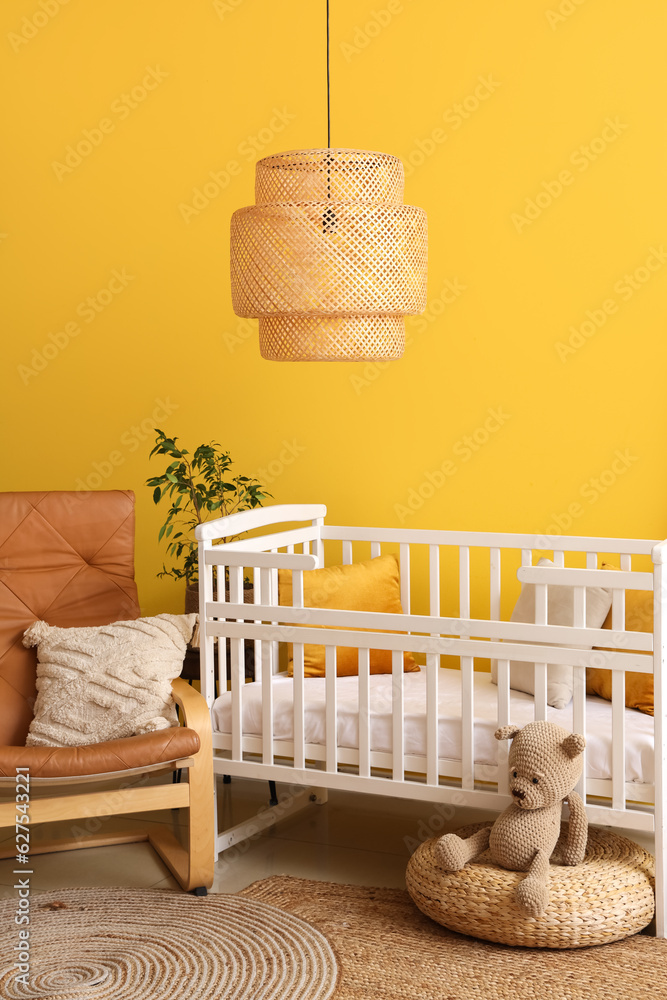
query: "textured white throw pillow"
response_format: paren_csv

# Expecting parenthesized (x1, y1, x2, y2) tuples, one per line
(22, 613, 197, 748)
(491, 558, 612, 709)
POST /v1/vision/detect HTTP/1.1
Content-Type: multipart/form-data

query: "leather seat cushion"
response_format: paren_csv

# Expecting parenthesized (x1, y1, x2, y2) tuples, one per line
(0, 726, 200, 778)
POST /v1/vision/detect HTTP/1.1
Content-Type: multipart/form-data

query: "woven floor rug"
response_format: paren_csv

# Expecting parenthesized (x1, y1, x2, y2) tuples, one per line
(0, 886, 337, 999)
(242, 876, 667, 1000)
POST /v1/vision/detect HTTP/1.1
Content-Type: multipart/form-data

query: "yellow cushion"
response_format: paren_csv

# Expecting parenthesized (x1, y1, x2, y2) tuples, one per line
(278, 554, 418, 677)
(586, 565, 653, 715)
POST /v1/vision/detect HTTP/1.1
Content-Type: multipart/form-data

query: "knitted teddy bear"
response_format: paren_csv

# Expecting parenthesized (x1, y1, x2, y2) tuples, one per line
(434, 720, 588, 917)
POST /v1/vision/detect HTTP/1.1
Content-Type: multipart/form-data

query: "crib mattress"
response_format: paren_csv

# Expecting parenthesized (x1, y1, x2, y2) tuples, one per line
(211, 667, 655, 785)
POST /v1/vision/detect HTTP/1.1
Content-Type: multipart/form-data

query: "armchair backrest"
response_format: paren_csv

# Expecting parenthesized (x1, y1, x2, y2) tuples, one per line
(0, 491, 140, 746)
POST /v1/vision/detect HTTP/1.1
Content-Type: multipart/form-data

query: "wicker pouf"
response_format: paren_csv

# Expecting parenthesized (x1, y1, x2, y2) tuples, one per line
(406, 822, 655, 948)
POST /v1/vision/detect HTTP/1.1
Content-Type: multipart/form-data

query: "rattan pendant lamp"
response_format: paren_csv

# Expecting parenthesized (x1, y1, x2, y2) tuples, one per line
(229, 2, 428, 362)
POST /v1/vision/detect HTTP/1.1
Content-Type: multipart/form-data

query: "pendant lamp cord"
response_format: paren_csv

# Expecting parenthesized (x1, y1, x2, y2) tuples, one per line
(323, 0, 336, 232)
(326, 0, 331, 148)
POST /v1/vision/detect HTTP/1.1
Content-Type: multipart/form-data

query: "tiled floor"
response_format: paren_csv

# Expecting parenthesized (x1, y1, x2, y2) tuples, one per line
(0, 775, 657, 898)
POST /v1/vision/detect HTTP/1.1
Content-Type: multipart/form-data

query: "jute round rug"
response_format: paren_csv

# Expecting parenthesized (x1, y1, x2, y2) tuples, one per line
(0, 886, 337, 999)
(241, 876, 667, 1000)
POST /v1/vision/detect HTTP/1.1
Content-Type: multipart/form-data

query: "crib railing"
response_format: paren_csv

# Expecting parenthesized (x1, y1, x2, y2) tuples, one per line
(196, 504, 667, 930)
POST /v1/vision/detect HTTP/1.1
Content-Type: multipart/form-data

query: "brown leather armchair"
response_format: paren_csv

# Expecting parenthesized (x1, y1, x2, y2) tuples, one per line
(0, 490, 213, 893)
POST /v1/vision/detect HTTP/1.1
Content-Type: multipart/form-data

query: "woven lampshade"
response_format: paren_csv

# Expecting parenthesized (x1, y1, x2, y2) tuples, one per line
(230, 148, 428, 361)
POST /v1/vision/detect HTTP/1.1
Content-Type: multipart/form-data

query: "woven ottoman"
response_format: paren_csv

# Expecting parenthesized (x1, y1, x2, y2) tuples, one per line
(406, 822, 655, 948)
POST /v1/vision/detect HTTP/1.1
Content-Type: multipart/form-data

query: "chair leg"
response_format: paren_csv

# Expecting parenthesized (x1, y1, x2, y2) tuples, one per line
(148, 748, 214, 891)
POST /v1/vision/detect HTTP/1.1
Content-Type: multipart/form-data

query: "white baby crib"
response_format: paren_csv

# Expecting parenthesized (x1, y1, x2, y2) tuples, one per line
(195, 503, 667, 936)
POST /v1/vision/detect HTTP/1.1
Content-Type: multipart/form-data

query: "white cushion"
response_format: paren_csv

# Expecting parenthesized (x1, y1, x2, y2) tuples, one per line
(491, 559, 611, 709)
(22, 614, 197, 747)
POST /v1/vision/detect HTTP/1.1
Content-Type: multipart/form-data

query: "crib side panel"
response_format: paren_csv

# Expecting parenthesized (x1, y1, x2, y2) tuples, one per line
(199, 513, 663, 852)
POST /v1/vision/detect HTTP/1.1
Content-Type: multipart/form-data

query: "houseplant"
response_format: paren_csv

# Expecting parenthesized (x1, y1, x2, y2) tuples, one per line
(146, 428, 271, 613)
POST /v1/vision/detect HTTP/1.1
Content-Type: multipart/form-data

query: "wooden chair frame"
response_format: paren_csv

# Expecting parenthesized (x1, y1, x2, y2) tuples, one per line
(0, 678, 214, 893)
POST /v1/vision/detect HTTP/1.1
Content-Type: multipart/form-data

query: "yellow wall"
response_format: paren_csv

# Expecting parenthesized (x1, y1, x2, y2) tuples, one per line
(2, 0, 666, 616)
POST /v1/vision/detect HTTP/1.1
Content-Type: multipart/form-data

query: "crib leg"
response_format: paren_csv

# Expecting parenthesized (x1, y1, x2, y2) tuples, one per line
(213, 778, 220, 863)
(268, 780, 278, 806)
(307, 787, 328, 805)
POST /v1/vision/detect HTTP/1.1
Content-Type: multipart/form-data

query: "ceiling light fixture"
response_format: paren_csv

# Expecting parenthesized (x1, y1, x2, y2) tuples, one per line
(229, 1, 428, 361)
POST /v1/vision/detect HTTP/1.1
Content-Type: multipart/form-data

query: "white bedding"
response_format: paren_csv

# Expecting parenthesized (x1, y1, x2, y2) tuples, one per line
(212, 667, 655, 785)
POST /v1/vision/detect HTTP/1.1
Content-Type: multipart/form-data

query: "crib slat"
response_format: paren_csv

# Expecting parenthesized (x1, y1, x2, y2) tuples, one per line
(216, 562, 228, 698)
(573, 664, 586, 801)
(496, 658, 510, 794)
(292, 568, 305, 771)
(652, 551, 666, 939)
(270, 554, 279, 675)
(459, 547, 470, 618)
(611, 671, 626, 809)
(429, 545, 440, 618)
(370, 541, 381, 559)
(534, 582, 548, 721)
(312, 516, 324, 568)
(611, 588, 626, 632)
(533, 665, 548, 720)
(572, 570, 588, 799)
(460, 546, 472, 786)
(252, 568, 261, 686)
(400, 543, 411, 614)
(258, 567, 274, 765)
(198, 541, 215, 710)
(342, 540, 353, 565)
(461, 656, 474, 790)
(426, 654, 438, 786)
(325, 646, 337, 772)
(358, 647, 371, 778)
(261, 655, 274, 765)
(553, 550, 564, 567)
(229, 565, 244, 761)
(392, 649, 404, 781)
(490, 547, 500, 621)
(427, 544, 441, 785)
(610, 554, 630, 810)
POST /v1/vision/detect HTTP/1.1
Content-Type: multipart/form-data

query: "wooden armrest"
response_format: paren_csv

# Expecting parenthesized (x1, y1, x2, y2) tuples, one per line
(171, 678, 212, 756)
